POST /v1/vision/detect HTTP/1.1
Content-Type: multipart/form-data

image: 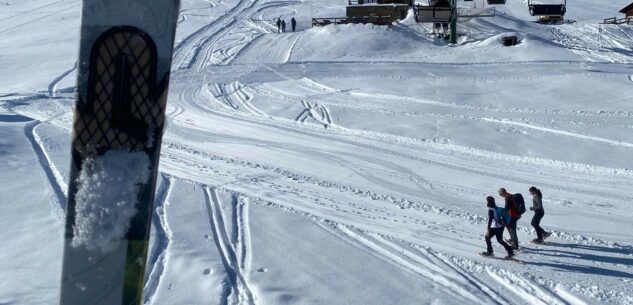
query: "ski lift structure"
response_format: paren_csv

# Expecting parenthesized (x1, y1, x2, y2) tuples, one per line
(346, 0, 411, 23)
(458, 0, 498, 18)
(414, 0, 453, 24)
(463, 0, 505, 6)
(414, 0, 502, 42)
(312, 0, 411, 27)
(528, 0, 567, 24)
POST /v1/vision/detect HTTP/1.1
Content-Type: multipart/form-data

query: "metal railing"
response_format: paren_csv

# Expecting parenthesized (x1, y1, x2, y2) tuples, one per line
(312, 17, 349, 26)
(312, 15, 393, 26)
(348, 0, 410, 4)
(602, 16, 633, 24)
(348, 0, 378, 5)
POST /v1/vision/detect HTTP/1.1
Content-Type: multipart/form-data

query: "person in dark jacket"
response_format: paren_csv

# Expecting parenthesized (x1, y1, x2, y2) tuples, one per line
(281, 19, 286, 33)
(529, 186, 551, 243)
(276, 18, 282, 33)
(291, 17, 297, 32)
(481, 196, 514, 257)
(499, 188, 520, 250)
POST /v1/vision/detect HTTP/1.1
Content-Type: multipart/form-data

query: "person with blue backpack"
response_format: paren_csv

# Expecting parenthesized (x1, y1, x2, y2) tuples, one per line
(480, 196, 515, 258)
(499, 188, 526, 250)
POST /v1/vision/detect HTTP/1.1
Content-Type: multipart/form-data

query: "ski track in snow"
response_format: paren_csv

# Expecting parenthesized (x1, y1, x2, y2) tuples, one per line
(47, 61, 77, 97)
(167, 90, 633, 200)
(204, 187, 256, 305)
(173, 0, 261, 70)
(161, 138, 633, 255)
(329, 224, 495, 305)
(143, 175, 172, 305)
(23, 120, 66, 222)
(4, 0, 633, 304)
(193, 189, 629, 305)
(482, 117, 633, 148)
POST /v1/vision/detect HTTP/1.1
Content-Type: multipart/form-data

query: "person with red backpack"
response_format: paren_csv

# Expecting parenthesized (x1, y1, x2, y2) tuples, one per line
(498, 188, 525, 250)
(480, 196, 515, 258)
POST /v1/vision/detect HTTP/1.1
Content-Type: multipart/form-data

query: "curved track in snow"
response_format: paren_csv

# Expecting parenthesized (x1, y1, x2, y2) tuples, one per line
(153, 1, 633, 303)
(3, 0, 633, 304)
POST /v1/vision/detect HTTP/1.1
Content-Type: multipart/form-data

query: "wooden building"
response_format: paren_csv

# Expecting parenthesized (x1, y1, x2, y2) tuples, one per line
(346, 0, 411, 22)
(620, 2, 633, 17)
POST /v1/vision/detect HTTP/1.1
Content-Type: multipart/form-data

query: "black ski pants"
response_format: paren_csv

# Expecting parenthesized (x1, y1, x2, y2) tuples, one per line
(531, 210, 546, 240)
(486, 227, 513, 254)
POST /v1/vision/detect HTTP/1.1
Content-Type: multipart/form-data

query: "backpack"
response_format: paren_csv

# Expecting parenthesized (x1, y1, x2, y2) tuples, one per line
(495, 207, 511, 226)
(513, 193, 526, 215)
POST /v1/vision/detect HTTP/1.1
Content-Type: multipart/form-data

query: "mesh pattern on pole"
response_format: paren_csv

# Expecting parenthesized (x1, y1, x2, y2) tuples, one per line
(72, 27, 162, 167)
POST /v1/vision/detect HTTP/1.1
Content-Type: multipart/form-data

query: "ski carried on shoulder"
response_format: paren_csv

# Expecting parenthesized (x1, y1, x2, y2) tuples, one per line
(59, 0, 180, 304)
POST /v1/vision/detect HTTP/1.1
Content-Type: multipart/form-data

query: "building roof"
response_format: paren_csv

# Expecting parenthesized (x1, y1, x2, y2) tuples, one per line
(619, 2, 633, 13)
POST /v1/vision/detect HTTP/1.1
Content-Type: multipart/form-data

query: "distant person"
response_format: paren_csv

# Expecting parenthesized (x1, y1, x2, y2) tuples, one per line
(529, 186, 551, 243)
(281, 19, 286, 33)
(276, 18, 281, 33)
(498, 188, 521, 250)
(481, 196, 515, 258)
(291, 17, 297, 32)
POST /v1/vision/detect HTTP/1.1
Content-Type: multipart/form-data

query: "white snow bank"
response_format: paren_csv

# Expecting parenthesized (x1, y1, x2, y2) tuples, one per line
(72, 150, 151, 254)
(398, 8, 416, 25)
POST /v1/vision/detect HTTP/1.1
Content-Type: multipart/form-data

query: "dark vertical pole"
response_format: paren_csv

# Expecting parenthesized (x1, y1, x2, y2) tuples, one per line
(450, 0, 457, 44)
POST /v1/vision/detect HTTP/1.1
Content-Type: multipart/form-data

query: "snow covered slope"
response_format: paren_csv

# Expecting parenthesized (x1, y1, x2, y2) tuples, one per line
(1, 0, 632, 304)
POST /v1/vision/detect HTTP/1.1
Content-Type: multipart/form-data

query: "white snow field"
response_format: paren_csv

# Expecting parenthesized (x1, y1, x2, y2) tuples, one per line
(1, 0, 633, 304)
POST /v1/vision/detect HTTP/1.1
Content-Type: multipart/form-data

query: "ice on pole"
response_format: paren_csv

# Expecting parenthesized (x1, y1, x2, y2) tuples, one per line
(71, 150, 150, 254)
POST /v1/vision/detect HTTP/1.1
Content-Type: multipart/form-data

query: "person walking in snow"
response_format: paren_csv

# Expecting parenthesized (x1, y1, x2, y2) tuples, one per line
(281, 19, 286, 33)
(498, 188, 521, 250)
(481, 196, 514, 258)
(529, 186, 551, 243)
(276, 18, 282, 33)
(291, 17, 297, 32)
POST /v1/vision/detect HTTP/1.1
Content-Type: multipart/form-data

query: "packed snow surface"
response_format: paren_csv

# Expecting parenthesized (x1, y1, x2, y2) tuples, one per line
(71, 150, 150, 253)
(1, 0, 633, 304)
